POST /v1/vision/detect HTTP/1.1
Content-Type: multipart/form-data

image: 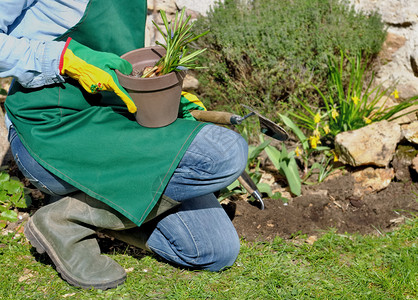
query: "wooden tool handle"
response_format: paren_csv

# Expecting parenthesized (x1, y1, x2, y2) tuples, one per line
(238, 176, 255, 195)
(190, 110, 234, 125)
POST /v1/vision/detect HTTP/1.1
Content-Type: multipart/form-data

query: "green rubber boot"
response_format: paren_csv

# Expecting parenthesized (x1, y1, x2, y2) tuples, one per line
(24, 192, 136, 290)
(101, 195, 181, 252)
(102, 226, 152, 251)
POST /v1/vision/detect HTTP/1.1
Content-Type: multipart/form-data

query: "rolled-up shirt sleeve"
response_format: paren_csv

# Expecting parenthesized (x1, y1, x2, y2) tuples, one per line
(0, 0, 67, 88)
(0, 34, 66, 88)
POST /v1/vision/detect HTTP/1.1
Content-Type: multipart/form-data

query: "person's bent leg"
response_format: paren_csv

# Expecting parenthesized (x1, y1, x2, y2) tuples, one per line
(8, 126, 78, 197)
(146, 193, 240, 271)
(164, 124, 248, 200)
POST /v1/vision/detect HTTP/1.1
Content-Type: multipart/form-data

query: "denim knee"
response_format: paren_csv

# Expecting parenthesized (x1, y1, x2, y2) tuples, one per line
(198, 125, 248, 183)
(218, 131, 248, 181)
(165, 125, 249, 200)
(202, 231, 241, 272)
(163, 226, 240, 272)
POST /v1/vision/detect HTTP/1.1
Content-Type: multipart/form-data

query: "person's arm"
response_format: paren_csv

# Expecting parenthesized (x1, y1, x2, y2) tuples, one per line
(0, 0, 66, 88)
(0, 0, 136, 112)
(0, 34, 66, 87)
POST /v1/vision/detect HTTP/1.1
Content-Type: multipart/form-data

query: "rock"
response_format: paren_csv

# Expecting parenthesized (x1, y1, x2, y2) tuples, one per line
(375, 48, 418, 101)
(350, 0, 418, 26)
(349, 1, 418, 104)
(391, 104, 418, 125)
(182, 74, 200, 90)
(352, 167, 394, 196)
(378, 32, 406, 64)
(147, 0, 177, 13)
(335, 120, 402, 167)
(374, 96, 418, 125)
(401, 121, 418, 144)
(392, 144, 418, 181)
(412, 154, 418, 174)
(176, 0, 221, 16)
(411, 48, 418, 77)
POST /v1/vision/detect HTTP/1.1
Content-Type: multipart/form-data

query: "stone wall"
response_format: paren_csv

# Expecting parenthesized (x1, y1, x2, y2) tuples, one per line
(145, 0, 218, 46)
(349, 0, 418, 101)
(148, 0, 418, 100)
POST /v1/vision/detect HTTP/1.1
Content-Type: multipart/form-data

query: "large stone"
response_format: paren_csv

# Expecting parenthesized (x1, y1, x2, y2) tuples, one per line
(352, 167, 395, 196)
(147, 0, 177, 13)
(378, 32, 406, 64)
(401, 121, 418, 144)
(412, 154, 418, 174)
(176, 0, 221, 16)
(348, 1, 418, 106)
(375, 58, 418, 101)
(335, 120, 402, 167)
(182, 74, 200, 90)
(373, 95, 418, 125)
(411, 48, 418, 77)
(350, 0, 418, 26)
(392, 144, 418, 181)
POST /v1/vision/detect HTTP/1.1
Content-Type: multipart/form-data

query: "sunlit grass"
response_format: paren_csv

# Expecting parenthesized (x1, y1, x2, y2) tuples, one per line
(1, 216, 416, 299)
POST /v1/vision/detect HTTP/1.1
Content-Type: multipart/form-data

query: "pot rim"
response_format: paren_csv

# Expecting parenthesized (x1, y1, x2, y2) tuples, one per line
(116, 46, 186, 91)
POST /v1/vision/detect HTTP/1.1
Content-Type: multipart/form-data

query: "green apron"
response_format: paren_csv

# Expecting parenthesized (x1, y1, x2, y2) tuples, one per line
(5, 0, 206, 227)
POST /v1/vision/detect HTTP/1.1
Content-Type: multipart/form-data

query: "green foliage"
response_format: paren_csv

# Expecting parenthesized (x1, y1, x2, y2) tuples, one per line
(263, 140, 301, 196)
(0, 171, 31, 227)
(144, 8, 209, 77)
(279, 114, 341, 184)
(219, 135, 283, 202)
(221, 113, 343, 199)
(193, 0, 386, 118)
(290, 51, 418, 139)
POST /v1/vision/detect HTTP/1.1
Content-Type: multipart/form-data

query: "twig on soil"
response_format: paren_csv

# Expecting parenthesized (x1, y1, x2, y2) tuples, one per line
(329, 195, 345, 211)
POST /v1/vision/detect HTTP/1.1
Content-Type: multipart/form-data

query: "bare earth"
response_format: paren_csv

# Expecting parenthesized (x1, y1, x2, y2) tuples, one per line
(229, 174, 418, 242)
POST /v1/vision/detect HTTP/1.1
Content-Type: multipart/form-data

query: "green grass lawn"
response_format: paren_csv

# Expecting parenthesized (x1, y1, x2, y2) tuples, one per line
(0, 216, 416, 300)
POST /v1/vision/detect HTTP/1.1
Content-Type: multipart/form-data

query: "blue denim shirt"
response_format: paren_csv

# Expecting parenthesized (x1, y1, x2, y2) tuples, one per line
(0, 0, 88, 88)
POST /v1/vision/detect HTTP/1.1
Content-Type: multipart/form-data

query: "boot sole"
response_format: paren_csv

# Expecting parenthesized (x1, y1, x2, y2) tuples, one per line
(24, 218, 126, 290)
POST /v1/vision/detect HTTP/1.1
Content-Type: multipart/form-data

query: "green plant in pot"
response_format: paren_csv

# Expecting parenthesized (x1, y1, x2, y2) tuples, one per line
(117, 8, 209, 128)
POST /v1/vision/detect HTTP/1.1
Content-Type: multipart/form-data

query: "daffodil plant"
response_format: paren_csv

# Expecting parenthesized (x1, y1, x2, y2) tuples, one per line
(290, 51, 418, 142)
(142, 8, 209, 78)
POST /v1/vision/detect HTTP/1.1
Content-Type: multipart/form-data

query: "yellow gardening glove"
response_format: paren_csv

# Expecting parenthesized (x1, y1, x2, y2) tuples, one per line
(180, 91, 206, 120)
(59, 38, 136, 113)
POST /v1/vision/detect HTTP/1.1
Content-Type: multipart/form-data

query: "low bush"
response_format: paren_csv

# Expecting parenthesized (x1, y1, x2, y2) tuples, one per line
(193, 0, 386, 120)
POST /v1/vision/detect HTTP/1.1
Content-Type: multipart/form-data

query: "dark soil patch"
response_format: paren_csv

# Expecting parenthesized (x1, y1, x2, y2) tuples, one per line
(229, 174, 418, 241)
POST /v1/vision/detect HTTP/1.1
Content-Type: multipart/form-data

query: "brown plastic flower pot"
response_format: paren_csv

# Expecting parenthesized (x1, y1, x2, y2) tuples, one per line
(116, 46, 186, 128)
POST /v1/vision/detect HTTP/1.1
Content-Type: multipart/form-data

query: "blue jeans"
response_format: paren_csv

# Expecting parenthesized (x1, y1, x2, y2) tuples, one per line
(8, 124, 248, 271)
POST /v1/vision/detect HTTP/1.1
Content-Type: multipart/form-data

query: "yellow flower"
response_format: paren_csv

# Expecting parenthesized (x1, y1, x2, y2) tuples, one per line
(363, 116, 372, 124)
(323, 124, 330, 134)
(295, 146, 301, 157)
(314, 112, 321, 124)
(331, 108, 339, 120)
(309, 135, 321, 149)
(391, 89, 399, 99)
(331, 150, 338, 162)
(352, 96, 360, 105)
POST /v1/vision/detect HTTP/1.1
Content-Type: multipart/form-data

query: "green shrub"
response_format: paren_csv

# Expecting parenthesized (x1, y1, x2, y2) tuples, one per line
(193, 0, 386, 120)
